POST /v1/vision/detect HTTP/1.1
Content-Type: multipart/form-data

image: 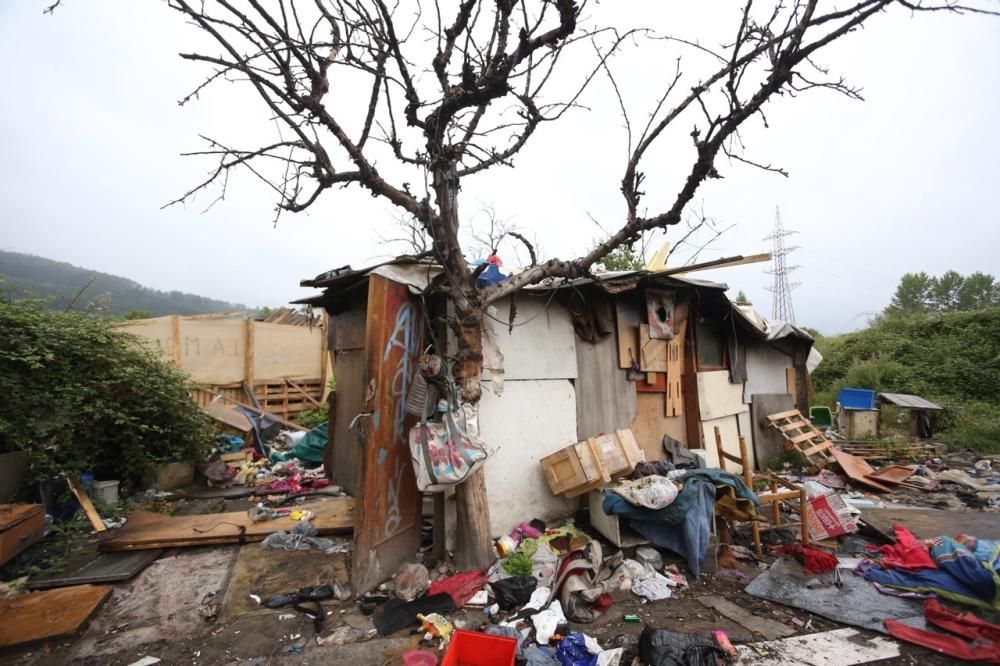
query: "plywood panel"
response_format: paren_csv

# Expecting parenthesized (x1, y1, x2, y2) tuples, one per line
(486, 296, 577, 380)
(481, 380, 579, 535)
(0, 584, 112, 647)
(629, 392, 687, 461)
(331, 350, 365, 495)
(253, 322, 324, 381)
(615, 297, 641, 369)
(575, 313, 637, 440)
(701, 414, 750, 470)
(639, 323, 667, 372)
(697, 370, 746, 421)
(743, 342, 793, 403)
(353, 276, 423, 595)
(118, 316, 173, 361)
(176, 318, 245, 384)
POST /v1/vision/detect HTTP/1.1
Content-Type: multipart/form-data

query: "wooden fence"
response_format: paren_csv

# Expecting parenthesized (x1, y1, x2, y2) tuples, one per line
(119, 314, 330, 421)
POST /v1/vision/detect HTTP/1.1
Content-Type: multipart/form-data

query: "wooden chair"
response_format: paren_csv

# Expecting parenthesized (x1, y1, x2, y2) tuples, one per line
(714, 425, 809, 555)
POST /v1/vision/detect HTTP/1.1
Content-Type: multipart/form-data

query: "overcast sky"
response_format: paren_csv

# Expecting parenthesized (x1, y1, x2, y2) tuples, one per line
(1, 2, 998, 333)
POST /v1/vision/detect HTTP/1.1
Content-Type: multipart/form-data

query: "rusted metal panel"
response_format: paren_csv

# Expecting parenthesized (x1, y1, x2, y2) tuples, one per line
(352, 275, 423, 595)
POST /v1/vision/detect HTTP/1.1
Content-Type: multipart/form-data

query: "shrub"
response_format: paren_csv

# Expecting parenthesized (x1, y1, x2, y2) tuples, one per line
(0, 294, 213, 492)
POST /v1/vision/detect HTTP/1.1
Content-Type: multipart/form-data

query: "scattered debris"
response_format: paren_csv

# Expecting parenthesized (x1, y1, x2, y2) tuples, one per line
(697, 595, 795, 640)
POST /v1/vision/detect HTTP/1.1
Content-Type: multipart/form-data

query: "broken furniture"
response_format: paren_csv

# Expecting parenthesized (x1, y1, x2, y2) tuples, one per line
(713, 426, 808, 555)
(541, 429, 642, 498)
(765, 409, 834, 466)
(0, 503, 46, 565)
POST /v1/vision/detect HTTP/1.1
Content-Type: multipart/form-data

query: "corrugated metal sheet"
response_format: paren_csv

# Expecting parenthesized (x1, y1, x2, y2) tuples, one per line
(879, 393, 943, 411)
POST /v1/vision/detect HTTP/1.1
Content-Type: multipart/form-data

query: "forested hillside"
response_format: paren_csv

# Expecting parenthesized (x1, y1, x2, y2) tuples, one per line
(0, 250, 249, 316)
(812, 280, 1000, 452)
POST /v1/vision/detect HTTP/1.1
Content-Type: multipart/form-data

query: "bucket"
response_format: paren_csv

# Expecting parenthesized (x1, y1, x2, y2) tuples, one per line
(92, 480, 120, 505)
(402, 650, 438, 666)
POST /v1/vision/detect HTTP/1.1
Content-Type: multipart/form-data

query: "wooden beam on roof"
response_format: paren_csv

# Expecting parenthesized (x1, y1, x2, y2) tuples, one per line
(659, 253, 771, 276)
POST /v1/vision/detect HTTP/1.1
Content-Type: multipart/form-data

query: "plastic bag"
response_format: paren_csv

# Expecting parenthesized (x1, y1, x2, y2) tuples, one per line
(491, 575, 538, 610)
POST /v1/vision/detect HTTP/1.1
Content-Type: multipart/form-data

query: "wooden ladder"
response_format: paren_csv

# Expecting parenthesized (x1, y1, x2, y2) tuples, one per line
(765, 409, 834, 465)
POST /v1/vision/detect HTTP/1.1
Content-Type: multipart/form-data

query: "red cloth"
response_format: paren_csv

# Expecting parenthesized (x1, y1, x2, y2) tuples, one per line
(885, 600, 1000, 663)
(426, 570, 489, 607)
(774, 544, 839, 574)
(872, 525, 937, 572)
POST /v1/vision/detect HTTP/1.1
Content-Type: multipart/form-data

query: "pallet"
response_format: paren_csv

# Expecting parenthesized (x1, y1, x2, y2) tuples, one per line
(765, 409, 834, 465)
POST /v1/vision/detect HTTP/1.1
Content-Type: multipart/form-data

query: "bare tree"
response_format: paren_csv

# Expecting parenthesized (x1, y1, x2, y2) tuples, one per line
(161, 0, 996, 568)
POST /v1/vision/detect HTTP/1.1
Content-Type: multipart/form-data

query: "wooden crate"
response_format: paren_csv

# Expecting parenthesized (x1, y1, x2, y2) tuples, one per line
(540, 429, 643, 498)
(0, 504, 45, 565)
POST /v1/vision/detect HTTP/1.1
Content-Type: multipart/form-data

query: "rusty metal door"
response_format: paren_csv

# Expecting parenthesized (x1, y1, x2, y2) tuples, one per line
(352, 275, 423, 594)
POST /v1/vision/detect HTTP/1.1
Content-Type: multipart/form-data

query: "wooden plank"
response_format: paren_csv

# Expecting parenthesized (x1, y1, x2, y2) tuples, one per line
(639, 323, 668, 372)
(352, 275, 423, 595)
(698, 595, 795, 640)
(766, 409, 803, 423)
(0, 584, 112, 647)
(244, 319, 255, 387)
(865, 465, 915, 485)
(99, 497, 354, 551)
(65, 476, 106, 533)
(801, 441, 833, 457)
(829, 448, 895, 493)
(665, 313, 687, 417)
(635, 372, 666, 392)
(615, 298, 641, 369)
(285, 376, 324, 409)
(574, 305, 637, 440)
(785, 366, 798, 399)
(330, 349, 365, 494)
(750, 395, 795, 472)
(170, 315, 181, 365)
(206, 393, 307, 431)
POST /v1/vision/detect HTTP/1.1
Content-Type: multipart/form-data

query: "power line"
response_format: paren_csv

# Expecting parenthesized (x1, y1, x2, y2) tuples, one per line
(763, 207, 800, 324)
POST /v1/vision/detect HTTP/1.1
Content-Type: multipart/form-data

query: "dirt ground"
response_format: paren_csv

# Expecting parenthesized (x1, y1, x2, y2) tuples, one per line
(0, 495, 981, 665)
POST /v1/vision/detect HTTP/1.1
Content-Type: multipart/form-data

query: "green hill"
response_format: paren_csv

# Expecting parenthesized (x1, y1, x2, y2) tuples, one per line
(812, 308, 1000, 452)
(0, 250, 249, 316)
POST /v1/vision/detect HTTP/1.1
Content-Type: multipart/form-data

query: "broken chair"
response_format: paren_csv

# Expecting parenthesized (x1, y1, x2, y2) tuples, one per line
(713, 425, 809, 555)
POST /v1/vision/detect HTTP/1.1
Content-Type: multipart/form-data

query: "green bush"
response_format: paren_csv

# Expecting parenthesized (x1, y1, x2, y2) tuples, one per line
(0, 294, 213, 492)
(812, 307, 1000, 452)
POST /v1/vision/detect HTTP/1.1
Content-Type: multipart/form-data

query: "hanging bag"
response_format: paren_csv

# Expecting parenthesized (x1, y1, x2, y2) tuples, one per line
(408, 386, 488, 492)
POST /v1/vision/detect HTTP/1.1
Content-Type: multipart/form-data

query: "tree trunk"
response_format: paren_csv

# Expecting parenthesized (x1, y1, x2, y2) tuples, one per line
(430, 164, 494, 570)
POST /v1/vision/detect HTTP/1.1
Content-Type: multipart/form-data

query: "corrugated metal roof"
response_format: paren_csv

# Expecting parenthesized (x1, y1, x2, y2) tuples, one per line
(879, 393, 944, 411)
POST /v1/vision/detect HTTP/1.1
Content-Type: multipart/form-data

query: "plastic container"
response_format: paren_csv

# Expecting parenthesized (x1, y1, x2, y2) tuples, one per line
(809, 406, 833, 427)
(92, 480, 120, 504)
(402, 650, 439, 666)
(442, 630, 517, 666)
(837, 387, 876, 411)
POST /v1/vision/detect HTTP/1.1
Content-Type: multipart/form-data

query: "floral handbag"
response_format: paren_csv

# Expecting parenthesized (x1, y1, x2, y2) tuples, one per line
(409, 398, 488, 492)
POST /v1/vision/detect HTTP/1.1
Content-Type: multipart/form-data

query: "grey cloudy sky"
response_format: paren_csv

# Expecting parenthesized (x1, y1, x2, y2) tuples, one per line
(1, 1, 998, 333)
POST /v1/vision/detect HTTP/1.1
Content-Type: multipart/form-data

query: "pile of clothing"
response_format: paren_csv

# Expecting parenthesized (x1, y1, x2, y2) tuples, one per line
(858, 527, 1000, 611)
(601, 468, 759, 576)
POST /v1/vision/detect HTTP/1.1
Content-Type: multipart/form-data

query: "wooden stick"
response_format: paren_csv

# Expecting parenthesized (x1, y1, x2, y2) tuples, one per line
(208, 394, 308, 431)
(64, 475, 107, 533)
(284, 377, 324, 409)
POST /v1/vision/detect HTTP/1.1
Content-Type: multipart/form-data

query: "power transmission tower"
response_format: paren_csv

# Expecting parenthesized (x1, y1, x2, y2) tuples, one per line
(763, 207, 800, 323)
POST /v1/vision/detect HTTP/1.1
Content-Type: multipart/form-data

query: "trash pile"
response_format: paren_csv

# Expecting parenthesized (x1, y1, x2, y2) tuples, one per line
(361, 518, 700, 665)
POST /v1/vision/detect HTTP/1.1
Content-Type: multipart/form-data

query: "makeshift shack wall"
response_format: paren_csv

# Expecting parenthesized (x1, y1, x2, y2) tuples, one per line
(479, 380, 579, 536)
(742, 342, 794, 404)
(469, 295, 580, 535)
(696, 370, 754, 469)
(121, 315, 327, 421)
